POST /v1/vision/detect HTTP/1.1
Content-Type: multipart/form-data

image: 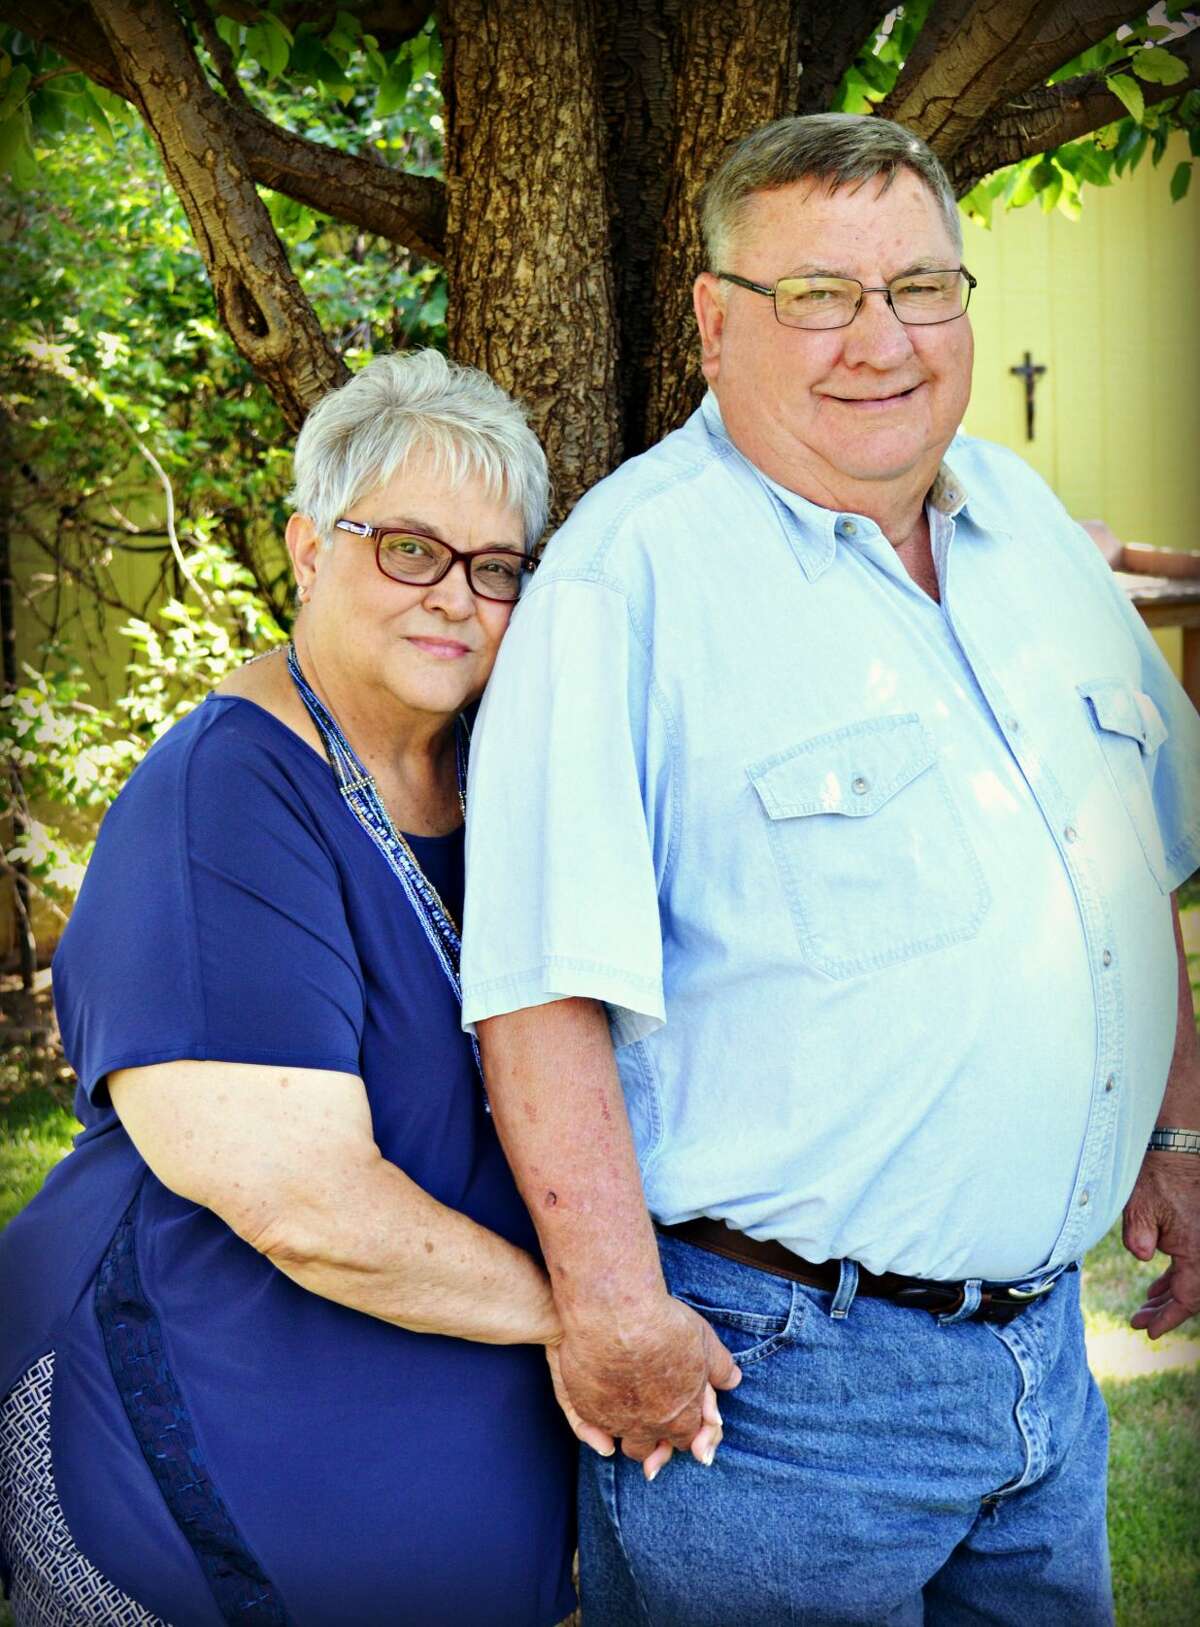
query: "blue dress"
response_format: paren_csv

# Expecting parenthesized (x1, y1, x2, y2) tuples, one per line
(0, 695, 576, 1626)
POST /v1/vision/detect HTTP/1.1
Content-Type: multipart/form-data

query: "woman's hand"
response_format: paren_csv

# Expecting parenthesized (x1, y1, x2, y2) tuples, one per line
(544, 1343, 616, 1457)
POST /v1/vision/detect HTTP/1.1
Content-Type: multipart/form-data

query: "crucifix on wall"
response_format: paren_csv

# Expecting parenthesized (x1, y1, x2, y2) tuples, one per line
(1010, 351, 1047, 441)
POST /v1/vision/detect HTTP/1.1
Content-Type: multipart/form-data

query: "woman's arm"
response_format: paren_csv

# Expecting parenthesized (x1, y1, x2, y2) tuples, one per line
(109, 1059, 559, 1346)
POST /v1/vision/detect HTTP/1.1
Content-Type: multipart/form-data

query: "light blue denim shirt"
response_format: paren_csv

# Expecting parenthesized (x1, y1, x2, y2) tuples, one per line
(462, 394, 1200, 1281)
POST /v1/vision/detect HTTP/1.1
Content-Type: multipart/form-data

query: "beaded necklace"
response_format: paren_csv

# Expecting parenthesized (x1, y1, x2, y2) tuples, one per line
(286, 642, 485, 1097)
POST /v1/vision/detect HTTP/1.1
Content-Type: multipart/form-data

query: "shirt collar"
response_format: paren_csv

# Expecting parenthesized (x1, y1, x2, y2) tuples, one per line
(699, 390, 972, 576)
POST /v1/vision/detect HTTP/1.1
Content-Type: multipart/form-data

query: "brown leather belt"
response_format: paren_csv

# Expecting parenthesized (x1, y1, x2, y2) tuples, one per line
(656, 1217, 1065, 1325)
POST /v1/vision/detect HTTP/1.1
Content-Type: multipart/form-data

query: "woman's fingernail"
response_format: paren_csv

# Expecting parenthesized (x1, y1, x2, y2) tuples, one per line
(647, 1464, 661, 1483)
(702, 1444, 716, 1467)
(714, 1407, 723, 1427)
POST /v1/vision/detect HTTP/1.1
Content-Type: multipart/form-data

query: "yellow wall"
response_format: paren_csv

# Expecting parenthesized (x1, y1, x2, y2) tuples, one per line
(961, 133, 1200, 555)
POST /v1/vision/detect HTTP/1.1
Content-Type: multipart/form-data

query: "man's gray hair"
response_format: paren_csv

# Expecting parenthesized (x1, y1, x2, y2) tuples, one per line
(701, 113, 962, 269)
(287, 349, 550, 549)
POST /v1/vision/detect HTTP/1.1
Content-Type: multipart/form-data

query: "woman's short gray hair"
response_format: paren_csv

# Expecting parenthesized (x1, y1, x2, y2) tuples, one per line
(287, 349, 550, 549)
(701, 113, 962, 269)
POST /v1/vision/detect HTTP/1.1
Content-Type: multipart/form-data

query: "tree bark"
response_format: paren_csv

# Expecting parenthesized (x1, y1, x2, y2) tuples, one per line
(947, 31, 1200, 195)
(642, 0, 803, 444)
(881, 0, 1057, 158)
(439, 0, 620, 520)
(90, 0, 348, 431)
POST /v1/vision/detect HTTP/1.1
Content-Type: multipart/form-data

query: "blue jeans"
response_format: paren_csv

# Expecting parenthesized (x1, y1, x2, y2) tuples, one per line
(579, 1235, 1112, 1625)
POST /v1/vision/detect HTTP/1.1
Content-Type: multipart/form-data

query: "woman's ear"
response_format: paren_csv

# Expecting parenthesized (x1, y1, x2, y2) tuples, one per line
(286, 513, 322, 604)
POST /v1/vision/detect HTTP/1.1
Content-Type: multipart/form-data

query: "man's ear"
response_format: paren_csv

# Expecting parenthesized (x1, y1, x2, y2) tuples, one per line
(694, 273, 728, 387)
(285, 513, 322, 602)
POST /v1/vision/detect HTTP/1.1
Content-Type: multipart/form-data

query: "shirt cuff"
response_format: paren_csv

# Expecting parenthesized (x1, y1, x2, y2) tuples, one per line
(461, 957, 665, 1045)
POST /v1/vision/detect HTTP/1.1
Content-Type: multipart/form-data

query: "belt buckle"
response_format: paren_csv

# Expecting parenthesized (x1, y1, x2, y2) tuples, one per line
(998, 1273, 1058, 1303)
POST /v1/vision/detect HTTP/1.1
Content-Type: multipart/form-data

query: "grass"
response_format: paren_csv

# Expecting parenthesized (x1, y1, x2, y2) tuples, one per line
(1, 925, 1198, 1624)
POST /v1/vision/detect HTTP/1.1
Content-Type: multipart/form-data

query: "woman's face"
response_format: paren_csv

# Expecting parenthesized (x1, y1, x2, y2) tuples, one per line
(290, 448, 526, 723)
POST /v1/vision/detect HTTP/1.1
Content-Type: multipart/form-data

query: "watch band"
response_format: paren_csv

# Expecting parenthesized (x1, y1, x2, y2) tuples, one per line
(1147, 1127, 1200, 1156)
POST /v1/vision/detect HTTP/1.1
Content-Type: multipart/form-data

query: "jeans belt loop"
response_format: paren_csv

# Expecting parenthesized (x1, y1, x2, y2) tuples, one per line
(937, 1277, 983, 1326)
(830, 1258, 859, 1320)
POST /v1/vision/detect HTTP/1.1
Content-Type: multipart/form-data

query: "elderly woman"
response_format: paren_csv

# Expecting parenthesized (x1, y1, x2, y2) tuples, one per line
(0, 351, 598, 1626)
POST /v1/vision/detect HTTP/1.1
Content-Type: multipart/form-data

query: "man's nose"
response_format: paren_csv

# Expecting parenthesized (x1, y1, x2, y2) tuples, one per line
(839, 290, 917, 368)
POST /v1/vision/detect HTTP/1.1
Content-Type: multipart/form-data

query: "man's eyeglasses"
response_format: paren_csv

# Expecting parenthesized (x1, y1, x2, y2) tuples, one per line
(334, 518, 536, 603)
(715, 267, 977, 331)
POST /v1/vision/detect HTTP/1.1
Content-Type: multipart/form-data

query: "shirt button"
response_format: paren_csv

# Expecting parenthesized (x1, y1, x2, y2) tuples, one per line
(1105, 1075, 1116, 1092)
(1064, 825, 1078, 844)
(1102, 949, 1113, 967)
(1079, 1190, 1090, 1207)
(1005, 717, 1019, 733)
(852, 776, 869, 795)
(840, 519, 857, 536)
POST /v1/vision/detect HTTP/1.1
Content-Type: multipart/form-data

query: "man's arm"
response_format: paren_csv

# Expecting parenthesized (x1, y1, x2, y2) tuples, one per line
(1123, 896, 1200, 1336)
(478, 998, 740, 1471)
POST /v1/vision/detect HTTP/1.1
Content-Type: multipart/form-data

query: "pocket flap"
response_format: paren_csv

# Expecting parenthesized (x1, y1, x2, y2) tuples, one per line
(748, 714, 935, 819)
(1079, 679, 1167, 754)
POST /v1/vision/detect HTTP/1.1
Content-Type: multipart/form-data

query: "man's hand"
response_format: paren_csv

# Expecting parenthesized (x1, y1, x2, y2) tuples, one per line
(1123, 1150, 1200, 1337)
(557, 1295, 741, 1474)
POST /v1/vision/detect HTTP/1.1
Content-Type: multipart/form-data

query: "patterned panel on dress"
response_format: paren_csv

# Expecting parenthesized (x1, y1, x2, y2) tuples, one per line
(0, 1352, 167, 1627)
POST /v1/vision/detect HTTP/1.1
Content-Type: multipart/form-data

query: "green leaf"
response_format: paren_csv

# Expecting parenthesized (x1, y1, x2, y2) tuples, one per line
(214, 16, 241, 50)
(375, 58, 412, 117)
(1170, 159, 1192, 200)
(1190, 126, 1200, 158)
(0, 62, 30, 124)
(245, 17, 290, 81)
(1106, 73, 1144, 123)
(0, 110, 36, 186)
(1130, 46, 1188, 86)
(1037, 171, 1063, 213)
(1004, 158, 1040, 208)
(79, 87, 114, 149)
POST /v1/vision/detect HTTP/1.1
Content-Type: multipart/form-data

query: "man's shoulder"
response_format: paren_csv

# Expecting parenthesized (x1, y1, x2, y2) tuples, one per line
(947, 432, 1070, 529)
(535, 407, 748, 585)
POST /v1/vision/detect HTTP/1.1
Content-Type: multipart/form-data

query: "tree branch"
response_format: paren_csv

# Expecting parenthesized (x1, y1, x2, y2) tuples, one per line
(0, 0, 447, 260)
(881, 0, 1060, 157)
(946, 30, 1200, 194)
(89, 0, 348, 431)
(990, 1, 1150, 102)
(193, 0, 253, 110)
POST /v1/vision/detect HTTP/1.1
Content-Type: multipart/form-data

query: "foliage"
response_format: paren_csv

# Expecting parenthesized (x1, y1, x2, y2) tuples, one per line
(832, 0, 936, 115)
(0, 25, 448, 921)
(831, 4, 1200, 224)
(1, 542, 286, 911)
(959, 8, 1200, 226)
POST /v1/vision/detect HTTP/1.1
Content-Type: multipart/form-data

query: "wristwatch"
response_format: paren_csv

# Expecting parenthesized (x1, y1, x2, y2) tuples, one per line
(1147, 1127, 1200, 1156)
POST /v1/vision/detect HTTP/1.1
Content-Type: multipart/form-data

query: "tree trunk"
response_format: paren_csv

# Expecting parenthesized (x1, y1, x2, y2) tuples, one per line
(439, 0, 620, 521)
(90, 0, 349, 431)
(642, 0, 804, 446)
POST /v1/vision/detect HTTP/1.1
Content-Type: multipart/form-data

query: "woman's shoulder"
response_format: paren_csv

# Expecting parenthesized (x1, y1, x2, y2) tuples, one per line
(123, 664, 328, 817)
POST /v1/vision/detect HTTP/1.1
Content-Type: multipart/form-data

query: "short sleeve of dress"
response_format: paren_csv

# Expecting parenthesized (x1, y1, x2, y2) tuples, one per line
(461, 577, 670, 1044)
(53, 699, 365, 1104)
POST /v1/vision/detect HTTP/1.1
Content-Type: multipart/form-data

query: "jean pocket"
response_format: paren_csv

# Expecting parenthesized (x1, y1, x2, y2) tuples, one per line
(748, 714, 990, 979)
(1079, 679, 1168, 891)
(670, 1277, 803, 1367)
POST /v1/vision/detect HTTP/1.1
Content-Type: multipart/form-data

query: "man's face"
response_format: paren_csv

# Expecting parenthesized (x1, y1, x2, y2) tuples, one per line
(694, 169, 973, 505)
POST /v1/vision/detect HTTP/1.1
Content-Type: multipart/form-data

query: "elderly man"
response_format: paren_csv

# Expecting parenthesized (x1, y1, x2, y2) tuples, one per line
(461, 114, 1200, 1623)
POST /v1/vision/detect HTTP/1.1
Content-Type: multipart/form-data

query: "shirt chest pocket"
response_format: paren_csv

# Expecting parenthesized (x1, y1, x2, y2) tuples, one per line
(1078, 679, 1169, 892)
(747, 714, 990, 980)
